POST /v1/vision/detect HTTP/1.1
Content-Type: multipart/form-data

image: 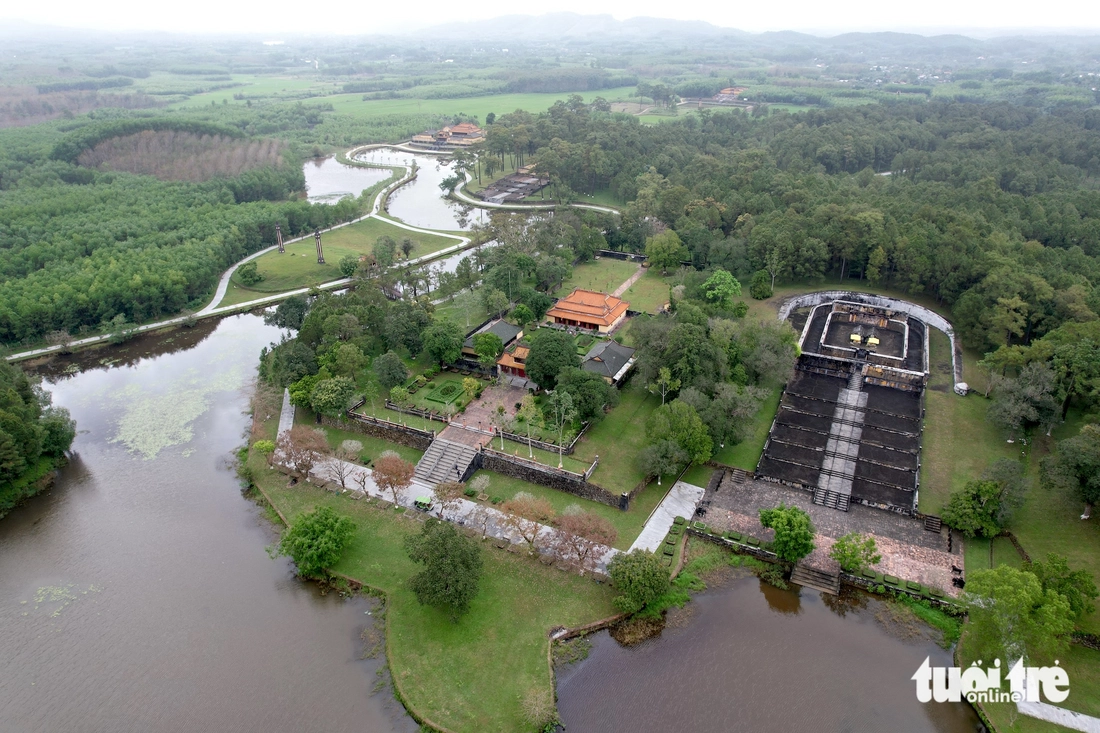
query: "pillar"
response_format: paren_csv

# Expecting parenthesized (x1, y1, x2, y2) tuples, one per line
(275, 224, 284, 253)
(314, 230, 325, 264)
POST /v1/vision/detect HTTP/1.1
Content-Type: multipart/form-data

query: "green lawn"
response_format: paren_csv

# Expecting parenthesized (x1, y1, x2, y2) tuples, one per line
(919, 329, 1020, 516)
(620, 269, 673, 313)
(465, 469, 660, 550)
(319, 423, 425, 465)
(434, 288, 489, 330)
(553, 258, 639, 298)
(325, 87, 638, 123)
(573, 384, 660, 494)
(220, 217, 462, 304)
(252, 455, 616, 733)
(711, 386, 781, 471)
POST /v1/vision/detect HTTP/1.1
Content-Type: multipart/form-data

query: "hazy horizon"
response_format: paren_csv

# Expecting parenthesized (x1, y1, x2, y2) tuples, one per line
(2, 8, 1098, 39)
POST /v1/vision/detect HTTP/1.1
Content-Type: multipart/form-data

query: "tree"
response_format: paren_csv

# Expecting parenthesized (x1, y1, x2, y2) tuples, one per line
(510, 303, 535, 330)
(516, 394, 542, 458)
(276, 425, 329, 478)
(942, 480, 1011, 539)
(1040, 423, 1100, 514)
(829, 533, 881, 574)
(277, 506, 356, 578)
(525, 329, 580, 390)
(309, 376, 356, 418)
(703, 269, 742, 309)
(501, 493, 555, 552)
(389, 384, 410, 406)
(265, 295, 309, 330)
(400, 238, 414, 259)
(759, 504, 815, 563)
(648, 367, 680, 405)
(473, 332, 504, 369)
(373, 235, 397, 268)
(328, 342, 366, 378)
(555, 367, 617, 423)
(749, 269, 772, 300)
(373, 351, 409, 391)
(546, 390, 578, 467)
(645, 230, 686, 275)
(988, 361, 1060, 438)
(238, 261, 263, 286)
(607, 550, 669, 614)
(404, 518, 484, 621)
(554, 512, 618, 573)
(645, 399, 712, 466)
(324, 447, 358, 490)
(373, 450, 415, 505)
(433, 480, 466, 519)
(462, 377, 480, 402)
(482, 288, 510, 319)
(423, 320, 464, 366)
(640, 439, 688, 484)
(1024, 554, 1099, 622)
(964, 565, 1075, 664)
(338, 254, 358, 278)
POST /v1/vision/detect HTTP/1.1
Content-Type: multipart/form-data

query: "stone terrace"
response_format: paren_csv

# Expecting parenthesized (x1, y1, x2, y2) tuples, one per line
(701, 472, 964, 596)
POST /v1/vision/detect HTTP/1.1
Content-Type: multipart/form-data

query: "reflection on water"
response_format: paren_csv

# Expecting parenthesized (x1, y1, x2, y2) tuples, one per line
(352, 149, 488, 231)
(557, 574, 980, 733)
(0, 314, 416, 733)
(304, 156, 390, 204)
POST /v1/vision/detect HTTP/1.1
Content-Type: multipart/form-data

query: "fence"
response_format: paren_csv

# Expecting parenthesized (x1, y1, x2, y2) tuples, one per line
(384, 400, 451, 423)
(339, 400, 436, 449)
(496, 420, 591, 456)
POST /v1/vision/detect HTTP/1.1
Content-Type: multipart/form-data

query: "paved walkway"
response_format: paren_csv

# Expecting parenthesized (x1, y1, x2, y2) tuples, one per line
(277, 389, 295, 438)
(629, 480, 706, 552)
(611, 264, 645, 298)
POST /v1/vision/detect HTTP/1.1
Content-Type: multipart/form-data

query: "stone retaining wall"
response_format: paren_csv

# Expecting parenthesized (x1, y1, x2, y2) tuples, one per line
(323, 414, 434, 451)
(479, 450, 622, 508)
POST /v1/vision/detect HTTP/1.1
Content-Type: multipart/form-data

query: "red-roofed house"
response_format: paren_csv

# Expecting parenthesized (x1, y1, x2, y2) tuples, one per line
(545, 289, 630, 333)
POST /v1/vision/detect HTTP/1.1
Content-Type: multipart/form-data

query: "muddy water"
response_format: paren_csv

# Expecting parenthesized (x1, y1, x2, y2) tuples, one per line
(303, 156, 391, 204)
(557, 574, 980, 733)
(0, 314, 416, 733)
(352, 148, 488, 231)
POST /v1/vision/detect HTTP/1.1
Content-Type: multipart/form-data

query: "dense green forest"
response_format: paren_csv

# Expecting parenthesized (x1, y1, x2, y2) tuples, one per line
(0, 359, 75, 517)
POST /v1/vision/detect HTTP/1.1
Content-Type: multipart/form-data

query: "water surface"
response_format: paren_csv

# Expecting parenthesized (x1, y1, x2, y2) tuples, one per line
(557, 573, 980, 733)
(0, 315, 416, 733)
(304, 156, 390, 204)
(352, 149, 487, 231)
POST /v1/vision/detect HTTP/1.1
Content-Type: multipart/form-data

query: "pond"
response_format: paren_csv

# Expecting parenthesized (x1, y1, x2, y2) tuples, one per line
(0, 315, 417, 733)
(352, 148, 488, 231)
(556, 572, 981, 733)
(303, 156, 391, 204)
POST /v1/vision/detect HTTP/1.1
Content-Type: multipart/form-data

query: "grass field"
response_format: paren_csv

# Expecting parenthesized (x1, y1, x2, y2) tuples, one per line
(252, 457, 616, 733)
(554, 258, 639, 298)
(325, 87, 638, 123)
(434, 288, 489, 330)
(573, 384, 661, 494)
(620, 269, 672, 313)
(711, 386, 782, 471)
(220, 217, 462, 304)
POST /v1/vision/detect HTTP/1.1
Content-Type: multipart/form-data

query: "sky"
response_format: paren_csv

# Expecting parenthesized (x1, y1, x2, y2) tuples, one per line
(3, 0, 1098, 37)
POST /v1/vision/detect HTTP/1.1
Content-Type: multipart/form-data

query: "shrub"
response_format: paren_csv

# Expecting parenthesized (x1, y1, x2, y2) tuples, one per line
(607, 550, 669, 614)
(253, 439, 276, 456)
(830, 532, 882, 574)
(464, 488, 477, 498)
(491, 496, 503, 505)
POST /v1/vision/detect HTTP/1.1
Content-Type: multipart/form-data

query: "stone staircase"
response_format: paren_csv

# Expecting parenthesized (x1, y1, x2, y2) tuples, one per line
(812, 488, 851, 512)
(414, 439, 480, 486)
(923, 515, 943, 533)
(790, 563, 841, 595)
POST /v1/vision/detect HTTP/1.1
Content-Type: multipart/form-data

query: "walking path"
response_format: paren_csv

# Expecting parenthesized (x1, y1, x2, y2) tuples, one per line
(611, 264, 645, 298)
(629, 480, 706, 552)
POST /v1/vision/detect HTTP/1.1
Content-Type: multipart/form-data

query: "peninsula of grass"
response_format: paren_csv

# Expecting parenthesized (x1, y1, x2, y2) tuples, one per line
(250, 453, 616, 733)
(553, 258, 639, 298)
(619, 269, 673, 313)
(219, 217, 462, 305)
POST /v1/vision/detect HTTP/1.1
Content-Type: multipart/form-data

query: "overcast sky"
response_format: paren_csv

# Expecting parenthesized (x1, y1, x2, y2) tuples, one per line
(4, 0, 1098, 36)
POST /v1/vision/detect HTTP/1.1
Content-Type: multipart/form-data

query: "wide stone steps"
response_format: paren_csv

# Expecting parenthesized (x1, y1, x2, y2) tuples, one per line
(790, 563, 841, 595)
(923, 515, 943, 533)
(414, 439, 479, 486)
(813, 488, 851, 512)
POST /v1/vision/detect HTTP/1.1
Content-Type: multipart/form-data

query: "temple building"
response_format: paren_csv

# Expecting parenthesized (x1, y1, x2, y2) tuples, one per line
(410, 123, 486, 149)
(545, 289, 630, 333)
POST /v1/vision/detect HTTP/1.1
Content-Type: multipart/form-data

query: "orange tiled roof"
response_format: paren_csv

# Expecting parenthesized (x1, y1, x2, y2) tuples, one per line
(546, 289, 629, 327)
(450, 122, 483, 135)
(497, 345, 529, 371)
